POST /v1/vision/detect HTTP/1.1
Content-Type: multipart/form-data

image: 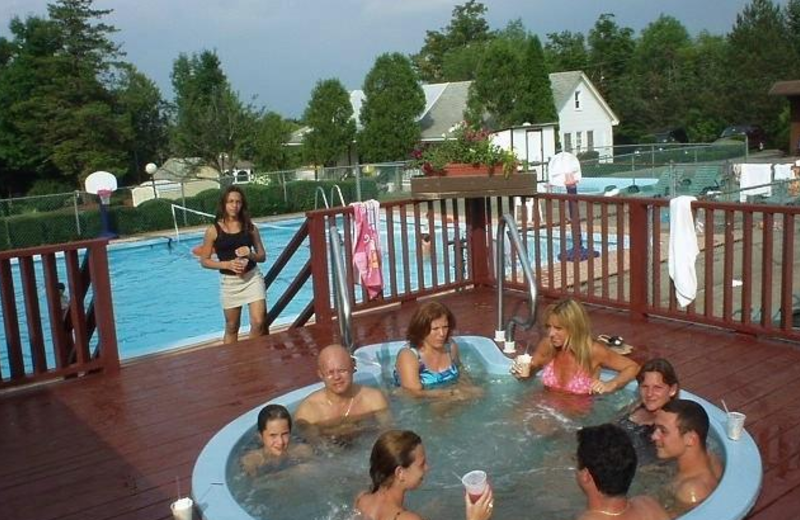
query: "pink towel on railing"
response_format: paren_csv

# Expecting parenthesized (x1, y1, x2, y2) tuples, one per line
(351, 200, 384, 300)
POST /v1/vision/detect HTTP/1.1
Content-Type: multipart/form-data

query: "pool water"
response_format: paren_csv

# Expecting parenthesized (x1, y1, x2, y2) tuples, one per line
(225, 344, 676, 520)
(1, 216, 623, 372)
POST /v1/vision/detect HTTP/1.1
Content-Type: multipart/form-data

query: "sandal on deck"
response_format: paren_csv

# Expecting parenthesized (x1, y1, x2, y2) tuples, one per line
(597, 334, 634, 355)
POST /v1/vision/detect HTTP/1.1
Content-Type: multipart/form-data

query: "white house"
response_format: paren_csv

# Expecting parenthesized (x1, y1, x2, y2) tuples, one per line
(548, 71, 619, 157)
(287, 71, 617, 165)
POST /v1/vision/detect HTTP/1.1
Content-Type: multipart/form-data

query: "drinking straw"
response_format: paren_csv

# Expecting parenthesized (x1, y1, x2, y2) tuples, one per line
(176, 476, 181, 501)
(721, 399, 730, 415)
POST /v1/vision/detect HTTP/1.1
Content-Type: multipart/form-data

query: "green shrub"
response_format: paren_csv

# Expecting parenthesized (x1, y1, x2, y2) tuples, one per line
(44, 212, 82, 244)
(193, 188, 222, 215)
(137, 199, 175, 231)
(6, 214, 48, 248)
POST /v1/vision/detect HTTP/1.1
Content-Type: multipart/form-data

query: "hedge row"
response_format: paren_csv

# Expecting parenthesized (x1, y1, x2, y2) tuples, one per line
(0, 179, 378, 250)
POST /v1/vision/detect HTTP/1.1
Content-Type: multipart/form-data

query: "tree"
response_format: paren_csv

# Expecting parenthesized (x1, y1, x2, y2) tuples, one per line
(302, 78, 355, 167)
(788, 0, 800, 62)
(251, 112, 294, 171)
(625, 16, 692, 135)
(725, 0, 797, 140)
(587, 14, 635, 101)
(359, 53, 425, 162)
(412, 1, 493, 82)
(467, 38, 522, 128)
(170, 50, 257, 174)
(114, 64, 169, 183)
(514, 35, 558, 125)
(544, 31, 588, 72)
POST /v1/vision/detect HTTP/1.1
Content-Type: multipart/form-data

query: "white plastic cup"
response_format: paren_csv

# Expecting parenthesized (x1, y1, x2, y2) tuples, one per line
(461, 470, 488, 503)
(726, 412, 746, 441)
(515, 354, 533, 378)
(170, 497, 193, 520)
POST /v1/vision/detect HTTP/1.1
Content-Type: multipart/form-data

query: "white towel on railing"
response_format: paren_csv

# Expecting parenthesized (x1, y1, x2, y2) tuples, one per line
(739, 163, 772, 202)
(668, 196, 699, 308)
(774, 163, 794, 181)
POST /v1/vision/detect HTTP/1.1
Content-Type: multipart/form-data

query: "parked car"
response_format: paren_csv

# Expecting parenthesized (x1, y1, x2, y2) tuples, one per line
(652, 127, 689, 144)
(719, 124, 766, 151)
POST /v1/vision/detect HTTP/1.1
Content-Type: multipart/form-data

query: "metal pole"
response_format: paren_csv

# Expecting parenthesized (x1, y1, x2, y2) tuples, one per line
(354, 165, 362, 202)
(73, 191, 81, 236)
(181, 183, 187, 226)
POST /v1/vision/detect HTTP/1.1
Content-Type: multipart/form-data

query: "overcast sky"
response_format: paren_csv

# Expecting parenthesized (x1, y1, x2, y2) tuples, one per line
(0, 0, 790, 118)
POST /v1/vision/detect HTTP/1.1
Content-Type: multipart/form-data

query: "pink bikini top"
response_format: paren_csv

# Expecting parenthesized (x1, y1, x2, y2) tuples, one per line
(541, 359, 594, 395)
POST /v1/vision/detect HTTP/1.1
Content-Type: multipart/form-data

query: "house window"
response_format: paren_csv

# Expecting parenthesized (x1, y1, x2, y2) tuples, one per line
(574, 90, 582, 110)
(576, 131, 582, 152)
(587, 130, 594, 151)
(563, 133, 572, 152)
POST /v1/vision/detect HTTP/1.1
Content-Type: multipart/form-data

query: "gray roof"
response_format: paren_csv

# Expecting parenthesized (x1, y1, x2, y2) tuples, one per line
(154, 158, 219, 181)
(288, 71, 616, 145)
(769, 80, 800, 96)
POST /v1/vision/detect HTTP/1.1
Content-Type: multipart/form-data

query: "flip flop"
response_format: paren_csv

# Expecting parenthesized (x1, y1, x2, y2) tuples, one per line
(597, 334, 634, 355)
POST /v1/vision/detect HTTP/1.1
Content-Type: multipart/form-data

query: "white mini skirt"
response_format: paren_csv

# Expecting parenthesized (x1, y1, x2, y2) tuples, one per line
(220, 267, 265, 310)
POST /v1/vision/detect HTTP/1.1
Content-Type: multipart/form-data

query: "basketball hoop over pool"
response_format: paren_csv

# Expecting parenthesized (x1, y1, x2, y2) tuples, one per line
(84, 171, 118, 239)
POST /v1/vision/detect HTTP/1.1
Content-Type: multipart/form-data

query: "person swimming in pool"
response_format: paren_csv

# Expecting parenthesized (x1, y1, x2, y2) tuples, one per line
(355, 430, 493, 520)
(512, 298, 639, 395)
(394, 301, 482, 400)
(295, 344, 390, 444)
(240, 404, 312, 477)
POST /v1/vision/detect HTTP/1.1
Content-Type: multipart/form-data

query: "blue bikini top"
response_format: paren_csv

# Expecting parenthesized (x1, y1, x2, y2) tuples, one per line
(394, 344, 460, 388)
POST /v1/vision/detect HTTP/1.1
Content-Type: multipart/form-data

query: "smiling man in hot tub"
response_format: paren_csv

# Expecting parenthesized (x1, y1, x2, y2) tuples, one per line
(295, 344, 390, 443)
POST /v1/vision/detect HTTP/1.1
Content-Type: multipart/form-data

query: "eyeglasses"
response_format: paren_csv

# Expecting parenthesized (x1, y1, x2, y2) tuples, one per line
(322, 368, 351, 379)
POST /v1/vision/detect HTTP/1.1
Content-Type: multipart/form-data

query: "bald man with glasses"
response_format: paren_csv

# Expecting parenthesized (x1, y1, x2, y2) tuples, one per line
(295, 344, 389, 442)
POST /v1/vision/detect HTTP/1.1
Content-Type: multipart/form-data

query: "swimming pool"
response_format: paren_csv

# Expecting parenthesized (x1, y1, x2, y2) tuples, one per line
(193, 336, 762, 520)
(0, 216, 625, 371)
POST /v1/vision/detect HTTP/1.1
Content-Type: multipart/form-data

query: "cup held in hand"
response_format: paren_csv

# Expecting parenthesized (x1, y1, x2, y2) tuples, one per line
(462, 470, 488, 503)
(726, 411, 746, 441)
(515, 354, 532, 378)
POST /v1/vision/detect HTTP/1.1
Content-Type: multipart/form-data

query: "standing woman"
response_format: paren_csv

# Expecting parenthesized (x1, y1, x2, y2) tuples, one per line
(199, 186, 267, 343)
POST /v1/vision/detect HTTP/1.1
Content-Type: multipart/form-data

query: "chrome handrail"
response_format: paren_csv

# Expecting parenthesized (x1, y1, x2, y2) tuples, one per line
(495, 213, 539, 352)
(330, 185, 346, 207)
(328, 224, 354, 353)
(314, 186, 330, 210)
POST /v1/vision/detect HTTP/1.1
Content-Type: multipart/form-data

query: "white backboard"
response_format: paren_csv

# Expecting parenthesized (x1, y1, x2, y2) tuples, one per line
(84, 171, 118, 195)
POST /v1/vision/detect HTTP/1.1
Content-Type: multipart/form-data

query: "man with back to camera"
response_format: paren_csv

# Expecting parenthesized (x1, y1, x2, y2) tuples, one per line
(651, 399, 722, 514)
(574, 423, 669, 520)
(294, 344, 389, 443)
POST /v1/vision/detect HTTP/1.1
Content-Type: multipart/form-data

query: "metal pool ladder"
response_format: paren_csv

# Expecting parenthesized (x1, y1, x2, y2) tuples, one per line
(494, 212, 539, 354)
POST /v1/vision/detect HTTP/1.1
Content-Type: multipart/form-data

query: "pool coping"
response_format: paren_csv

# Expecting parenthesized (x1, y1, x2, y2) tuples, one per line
(193, 336, 761, 520)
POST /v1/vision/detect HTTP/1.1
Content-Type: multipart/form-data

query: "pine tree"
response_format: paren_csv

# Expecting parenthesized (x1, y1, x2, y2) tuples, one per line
(359, 53, 425, 162)
(302, 78, 356, 167)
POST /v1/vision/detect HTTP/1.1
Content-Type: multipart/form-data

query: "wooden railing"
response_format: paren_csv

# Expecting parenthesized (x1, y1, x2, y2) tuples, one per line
(299, 193, 799, 343)
(0, 238, 119, 388)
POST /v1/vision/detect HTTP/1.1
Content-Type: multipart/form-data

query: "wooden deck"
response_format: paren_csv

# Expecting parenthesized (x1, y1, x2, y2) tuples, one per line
(1, 287, 799, 520)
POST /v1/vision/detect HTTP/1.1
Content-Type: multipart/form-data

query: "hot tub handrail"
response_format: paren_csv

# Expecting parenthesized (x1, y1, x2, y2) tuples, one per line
(330, 185, 346, 207)
(328, 224, 354, 353)
(495, 212, 539, 352)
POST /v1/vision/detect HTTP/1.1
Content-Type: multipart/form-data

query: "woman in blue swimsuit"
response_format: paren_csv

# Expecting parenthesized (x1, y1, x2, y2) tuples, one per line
(394, 301, 480, 399)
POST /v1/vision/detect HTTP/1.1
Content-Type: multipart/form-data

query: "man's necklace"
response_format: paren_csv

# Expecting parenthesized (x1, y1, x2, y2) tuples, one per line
(590, 501, 629, 516)
(326, 396, 355, 418)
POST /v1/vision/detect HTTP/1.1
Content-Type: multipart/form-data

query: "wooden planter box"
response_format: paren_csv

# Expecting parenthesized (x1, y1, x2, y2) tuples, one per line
(411, 173, 537, 200)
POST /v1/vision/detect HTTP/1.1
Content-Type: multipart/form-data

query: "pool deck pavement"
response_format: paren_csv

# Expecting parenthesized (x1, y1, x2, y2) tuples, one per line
(1, 287, 799, 520)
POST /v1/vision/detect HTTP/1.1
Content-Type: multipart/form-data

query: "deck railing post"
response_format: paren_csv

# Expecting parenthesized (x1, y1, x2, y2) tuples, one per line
(466, 197, 492, 287)
(308, 211, 333, 325)
(89, 240, 120, 374)
(628, 199, 649, 321)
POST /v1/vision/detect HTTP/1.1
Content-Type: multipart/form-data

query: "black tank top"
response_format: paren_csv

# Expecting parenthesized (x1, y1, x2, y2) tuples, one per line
(214, 222, 256, 275)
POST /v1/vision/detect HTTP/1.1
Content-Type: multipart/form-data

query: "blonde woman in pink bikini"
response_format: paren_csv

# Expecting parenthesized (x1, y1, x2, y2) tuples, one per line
(513, 298, 639, 395)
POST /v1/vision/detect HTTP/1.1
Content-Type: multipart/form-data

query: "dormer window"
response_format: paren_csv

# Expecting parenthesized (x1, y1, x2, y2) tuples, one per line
(574, 90, 582, 110)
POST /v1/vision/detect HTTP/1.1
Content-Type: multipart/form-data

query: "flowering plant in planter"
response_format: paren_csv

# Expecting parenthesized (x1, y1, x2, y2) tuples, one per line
(411, 121, 519, 178)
